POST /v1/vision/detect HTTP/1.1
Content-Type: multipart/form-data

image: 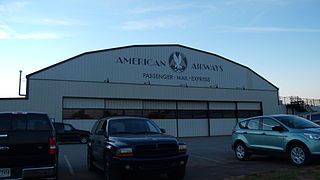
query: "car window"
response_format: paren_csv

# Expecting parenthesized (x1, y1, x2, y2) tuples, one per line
(0, 114, 12, 131)
(239, 121, 247, 129)
(247, 118, 260, 130)
(275, 115, 320, 129)
(108, 118, 161, 135)
(27, 114, 51, 131)
(109, 121, 125, 133)
(64, 124, 73, 131)
(146, 121, 158, 132)
(95, 120, 106, 134)
(262, 118, 280, 131)
(54, 124, 64, 133)
(91, 120, 99, 134)
(12, 115, 27, 130)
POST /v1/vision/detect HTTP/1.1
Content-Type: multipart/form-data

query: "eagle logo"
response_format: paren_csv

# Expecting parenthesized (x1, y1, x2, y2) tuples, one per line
(169, 52, 187, 73)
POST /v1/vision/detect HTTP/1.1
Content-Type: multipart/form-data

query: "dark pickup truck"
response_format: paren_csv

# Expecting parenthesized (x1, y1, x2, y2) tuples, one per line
(88, 116, 188, 180)
(0, 112, 58, 179)
(53, 122, 90, 144)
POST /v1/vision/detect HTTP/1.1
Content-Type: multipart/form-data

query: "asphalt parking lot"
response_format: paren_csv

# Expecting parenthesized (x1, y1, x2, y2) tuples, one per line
(58, 136, 291, 180)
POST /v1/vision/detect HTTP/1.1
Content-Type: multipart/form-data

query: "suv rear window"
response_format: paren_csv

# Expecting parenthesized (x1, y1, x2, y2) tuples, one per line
(27, 114, 51, 130)
(0, 113, 51, 131)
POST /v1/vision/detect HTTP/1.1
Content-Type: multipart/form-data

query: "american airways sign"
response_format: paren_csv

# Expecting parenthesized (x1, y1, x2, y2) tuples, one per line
(115, 52, 224, 86)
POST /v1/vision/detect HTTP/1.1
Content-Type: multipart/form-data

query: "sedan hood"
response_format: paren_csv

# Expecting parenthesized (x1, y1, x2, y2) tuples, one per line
(304, 128, 320, 133)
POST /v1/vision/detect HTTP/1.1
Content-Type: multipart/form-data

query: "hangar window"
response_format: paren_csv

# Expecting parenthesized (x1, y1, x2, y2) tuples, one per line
(209, 110, 236, 118)
(63, 107, 261, 120)
(238, 110, 262, 118)
(177, 110, 193, 119)
(123, 109, 143, 117)
(104, 109, 123, 117)
(159, 110, 177, 119)
(85, 109, 104, 119)
(63, 109, 104, 119)
(143, 110, 177, 119)
(178, 110, 208, 119)
(143, 110, 161, 119)
(192, 110, 208, 118)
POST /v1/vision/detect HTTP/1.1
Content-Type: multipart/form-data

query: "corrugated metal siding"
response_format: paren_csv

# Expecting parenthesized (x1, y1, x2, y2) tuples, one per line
(237, 102, 261, 110)
(0, 79, 280, 136)
(64, 98, 104, 108)
(143, 100, 176, 109)
(152, 119, 177, 137)
(105, 99, 142, 109)
(177, 101, 207, 110)
(209, 102, 236, 110)
(178, 119, 208, 137)
(210, 118, 236, 136)
(29, 46, 277, 91)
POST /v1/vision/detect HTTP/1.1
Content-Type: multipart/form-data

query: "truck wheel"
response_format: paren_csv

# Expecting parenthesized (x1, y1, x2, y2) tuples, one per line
(167, 166, 186, 180)
(80, 136, 88, 144)
(289, 144, 310, 166)
(234, 142, 250, 161)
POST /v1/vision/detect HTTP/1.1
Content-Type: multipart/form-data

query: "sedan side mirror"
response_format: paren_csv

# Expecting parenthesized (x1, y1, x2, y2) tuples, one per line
(272, 126, 284, 132)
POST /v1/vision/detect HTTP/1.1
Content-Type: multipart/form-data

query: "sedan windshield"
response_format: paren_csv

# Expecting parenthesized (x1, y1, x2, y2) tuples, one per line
(108, 118, 161, 135)
(275, 115, 320, 129)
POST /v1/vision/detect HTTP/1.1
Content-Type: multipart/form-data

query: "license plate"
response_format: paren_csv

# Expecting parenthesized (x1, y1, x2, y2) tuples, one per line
(0, 168, 10, 178)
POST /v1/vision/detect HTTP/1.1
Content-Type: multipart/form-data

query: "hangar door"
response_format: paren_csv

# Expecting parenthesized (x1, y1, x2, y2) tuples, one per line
(177, 101, 208, 137)
(63, 97, 262, 137)
(143, 100, 177, 137)
(63, 98, 104, 131)
(63, 98, 143, 131)
(209, 102, 237, 136)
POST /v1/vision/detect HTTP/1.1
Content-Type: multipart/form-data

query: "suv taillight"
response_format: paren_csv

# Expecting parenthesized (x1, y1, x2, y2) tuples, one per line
(49, 137, 57, 155)
(232, 129, 237, 134)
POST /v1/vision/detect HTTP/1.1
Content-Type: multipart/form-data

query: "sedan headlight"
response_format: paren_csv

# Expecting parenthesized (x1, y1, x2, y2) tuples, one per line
(116, 148, 133, 157)
(178, 144, 187, 153)
(304, 133, 320, 140)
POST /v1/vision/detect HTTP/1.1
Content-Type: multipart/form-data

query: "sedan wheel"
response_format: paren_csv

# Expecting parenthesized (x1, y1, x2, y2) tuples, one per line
(235, 143, 250, 161)
(290, 144, 309, 166)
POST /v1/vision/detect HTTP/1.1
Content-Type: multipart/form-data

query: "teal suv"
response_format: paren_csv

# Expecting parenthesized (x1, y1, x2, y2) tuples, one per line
(232, 114, 320, 166)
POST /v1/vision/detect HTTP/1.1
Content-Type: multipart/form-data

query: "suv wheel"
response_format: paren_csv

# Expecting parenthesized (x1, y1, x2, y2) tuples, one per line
(234, 142, 250, 161)
(80, 136, 88, 144)
(289, 144, 310, 166)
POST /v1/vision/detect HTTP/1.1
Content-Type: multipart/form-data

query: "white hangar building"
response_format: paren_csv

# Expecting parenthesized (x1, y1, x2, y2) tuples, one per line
(0, 45, 280, 137)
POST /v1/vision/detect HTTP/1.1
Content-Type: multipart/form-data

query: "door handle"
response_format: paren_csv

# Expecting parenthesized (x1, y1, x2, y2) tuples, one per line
(243, 132, 247, 134)
(261, 133, 266, 135)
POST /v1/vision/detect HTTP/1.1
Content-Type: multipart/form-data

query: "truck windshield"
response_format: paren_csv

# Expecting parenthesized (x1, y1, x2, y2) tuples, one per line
(108, 118, 161, 135)
(275, 115, 320, 129)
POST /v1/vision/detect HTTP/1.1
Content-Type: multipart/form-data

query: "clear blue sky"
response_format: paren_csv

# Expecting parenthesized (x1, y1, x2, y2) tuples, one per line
(1, 0, 319, 99)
